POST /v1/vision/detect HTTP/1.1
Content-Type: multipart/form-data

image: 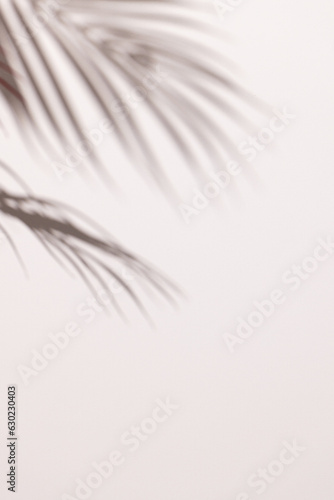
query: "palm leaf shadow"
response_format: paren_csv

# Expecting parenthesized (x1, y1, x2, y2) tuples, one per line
(0, 161, 180, 320)
(0, 0, 265, 182)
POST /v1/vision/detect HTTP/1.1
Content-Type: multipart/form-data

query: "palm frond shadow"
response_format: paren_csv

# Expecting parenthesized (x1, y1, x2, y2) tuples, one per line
(0, 161, 180, 321)
(0, 0, 266, 186)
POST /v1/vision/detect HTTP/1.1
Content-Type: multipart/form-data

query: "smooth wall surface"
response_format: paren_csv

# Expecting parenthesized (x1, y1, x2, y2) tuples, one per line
(1, 1, 334, 499)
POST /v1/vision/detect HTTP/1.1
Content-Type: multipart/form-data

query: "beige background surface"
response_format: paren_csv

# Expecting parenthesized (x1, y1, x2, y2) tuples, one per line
(1, 0, 334, 499)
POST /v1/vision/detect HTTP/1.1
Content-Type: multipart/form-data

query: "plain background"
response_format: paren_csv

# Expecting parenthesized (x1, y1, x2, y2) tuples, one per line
(1, 0, 334, 498)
